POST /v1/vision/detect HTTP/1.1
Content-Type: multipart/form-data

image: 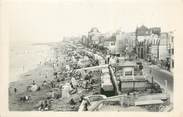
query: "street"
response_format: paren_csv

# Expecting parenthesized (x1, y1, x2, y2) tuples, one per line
(144, 63, 173, 93)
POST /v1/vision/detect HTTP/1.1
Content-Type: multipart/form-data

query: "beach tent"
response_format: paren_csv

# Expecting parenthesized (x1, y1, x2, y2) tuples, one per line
(65, 65, 70, 71)
(30, 84, 39, 92)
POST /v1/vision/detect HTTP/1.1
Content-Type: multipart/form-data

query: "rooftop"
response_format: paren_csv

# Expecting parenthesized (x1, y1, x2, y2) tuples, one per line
(117, 61, 136, 67)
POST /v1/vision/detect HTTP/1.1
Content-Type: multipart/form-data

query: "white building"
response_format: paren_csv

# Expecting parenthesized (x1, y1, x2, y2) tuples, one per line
(88, 27, 102, 45)
(159, 33, 169, 60)
(115, 31, 126, 55)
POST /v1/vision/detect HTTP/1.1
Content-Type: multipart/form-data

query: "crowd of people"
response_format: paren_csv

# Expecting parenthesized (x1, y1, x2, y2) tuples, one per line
(11, 40, 132, 111)
(11, 42, 106, 111)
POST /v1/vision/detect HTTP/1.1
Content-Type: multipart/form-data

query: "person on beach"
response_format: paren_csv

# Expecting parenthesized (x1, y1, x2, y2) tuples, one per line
(50, 81, 55, 88)
(30, 80, 40, 92)
(42, 80, 48, 87)
(44, 100, 49, 111)
(69, 98, 76, 105)
(14, 88, 17, 94)
(32, 80, 36, 85)
(83, 97, 91, 111)
(38, 101, 44, 111)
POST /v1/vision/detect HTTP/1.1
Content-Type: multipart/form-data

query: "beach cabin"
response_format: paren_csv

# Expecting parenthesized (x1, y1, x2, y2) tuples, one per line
(115, 61, 148, 93)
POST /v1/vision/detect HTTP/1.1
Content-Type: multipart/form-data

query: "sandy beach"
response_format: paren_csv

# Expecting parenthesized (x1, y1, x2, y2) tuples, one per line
(9, 42, 54, 82)
(9, 41, 91, 111)
(9, 40, 172, 112)
(9, 42, 59, 110)
(9, 40, 103, 111)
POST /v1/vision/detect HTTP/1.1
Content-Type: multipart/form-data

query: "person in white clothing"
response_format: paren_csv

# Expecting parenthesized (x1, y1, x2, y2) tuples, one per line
(62, 83, 71, 98)
(109, 56, 116, 65)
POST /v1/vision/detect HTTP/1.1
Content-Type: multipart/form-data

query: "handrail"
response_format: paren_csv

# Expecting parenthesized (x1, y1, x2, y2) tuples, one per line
(90, 95, 125, 111)
(108, 66, 120, 95)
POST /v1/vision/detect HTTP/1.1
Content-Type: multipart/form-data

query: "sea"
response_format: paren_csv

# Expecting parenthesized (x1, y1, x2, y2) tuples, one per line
(9, 42, 53, 82)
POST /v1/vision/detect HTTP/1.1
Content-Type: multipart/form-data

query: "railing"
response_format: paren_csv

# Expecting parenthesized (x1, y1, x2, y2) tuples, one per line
(108, 66, 120, 95)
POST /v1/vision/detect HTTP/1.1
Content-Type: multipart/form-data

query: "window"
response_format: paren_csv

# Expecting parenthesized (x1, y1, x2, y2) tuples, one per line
(172, 49, 174, 55)
(168, 49, 171, 54)
(171, 37, 174, 43)
(172, 60, 174, 68)
(111, 42, 115, 46)
(125, 71, 133, 76)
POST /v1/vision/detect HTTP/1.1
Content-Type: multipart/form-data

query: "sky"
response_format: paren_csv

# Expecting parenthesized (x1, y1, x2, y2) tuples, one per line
(2, 0, 183, 43)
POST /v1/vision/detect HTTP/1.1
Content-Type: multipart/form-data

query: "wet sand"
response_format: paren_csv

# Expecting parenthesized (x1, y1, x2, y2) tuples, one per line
(9, 42, 90, 111)
(9, 42, 58, 111)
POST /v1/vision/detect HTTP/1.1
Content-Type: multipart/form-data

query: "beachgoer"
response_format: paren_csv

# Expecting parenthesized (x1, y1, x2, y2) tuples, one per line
(39, 101, 44, 111)
(42, 80, 47, 87)
(84, 73, 91, 81)
(25, 95, 31, 103)
(79, 95, 84, 103)
(109, 56, 116, 65)
(53, 72, 57, 79)
(85, 80, 89, 90)
(20, 95, 31, 103)
(14, 88, 17, 93)
(84, 101, 88, 111)
(70, 82, 74, 89)
(32, 80, 36, 85)
(69, 98, 76, 105)
(83, 98, 90, 111)
(44, 100, 49, 111)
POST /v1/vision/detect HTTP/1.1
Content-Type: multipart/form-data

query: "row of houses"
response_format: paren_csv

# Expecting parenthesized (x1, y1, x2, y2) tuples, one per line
(135, 25, 174, 72)
(81, 28, 136, 56)
(80, 26, 174, 72)
(81, 27, 116, 54)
